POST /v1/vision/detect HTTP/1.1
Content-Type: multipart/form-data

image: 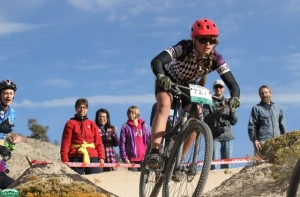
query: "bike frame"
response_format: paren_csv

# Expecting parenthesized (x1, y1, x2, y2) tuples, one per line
(163, 85, 204, 172)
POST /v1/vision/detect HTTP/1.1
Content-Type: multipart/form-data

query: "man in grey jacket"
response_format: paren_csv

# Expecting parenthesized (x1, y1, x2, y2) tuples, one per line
(248, 85, 287, 155)
(203, 79, 238, 169)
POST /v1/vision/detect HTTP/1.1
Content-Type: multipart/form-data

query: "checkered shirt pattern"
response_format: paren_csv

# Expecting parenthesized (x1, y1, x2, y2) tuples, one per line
(164, 39, 229, 84)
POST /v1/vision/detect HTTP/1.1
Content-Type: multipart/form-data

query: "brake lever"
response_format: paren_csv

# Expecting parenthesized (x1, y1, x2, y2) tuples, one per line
(170, 83, 190, 99)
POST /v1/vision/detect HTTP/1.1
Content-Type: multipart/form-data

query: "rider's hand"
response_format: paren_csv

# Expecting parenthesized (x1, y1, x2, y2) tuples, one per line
(156, 74, 172, 91)
(0, 119, 14, 134)
(229, 97, 241, 109)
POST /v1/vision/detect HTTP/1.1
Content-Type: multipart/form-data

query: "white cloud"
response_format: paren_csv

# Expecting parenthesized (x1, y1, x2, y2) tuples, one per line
(12, 94, 156, 108)
(66, 0, 177, 26)
(154, 16, 179, 26)
(76, 64, 109, 70)
(283, 53, 300, 76)
(137, 31, 182, 40)
(97, 49, 119, 56)
(12, 91, 300, 109)
(0, 22, 38, 36)
(66, 0, 122, 11)
(133, 68, 149, 75)
(42, 79, 74, 88)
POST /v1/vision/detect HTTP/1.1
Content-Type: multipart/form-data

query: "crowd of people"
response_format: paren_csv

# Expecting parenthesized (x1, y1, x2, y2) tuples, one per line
(60, 102, 151, 174)
(0, 17, 288, 189)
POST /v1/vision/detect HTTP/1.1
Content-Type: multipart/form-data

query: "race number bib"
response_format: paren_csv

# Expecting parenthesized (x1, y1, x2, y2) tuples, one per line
(189, 84, 213, 106)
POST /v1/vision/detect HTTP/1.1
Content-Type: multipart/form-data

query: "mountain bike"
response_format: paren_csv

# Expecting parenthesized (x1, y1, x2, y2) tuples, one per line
(139, 83, 214, 197)
(287, 158, 300, 197)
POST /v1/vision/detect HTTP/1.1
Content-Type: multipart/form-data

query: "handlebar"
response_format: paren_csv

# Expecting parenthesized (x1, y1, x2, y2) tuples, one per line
(170, 82, 190, 99)
(170, 82, 230, 108)
(211, 95, 229, 107)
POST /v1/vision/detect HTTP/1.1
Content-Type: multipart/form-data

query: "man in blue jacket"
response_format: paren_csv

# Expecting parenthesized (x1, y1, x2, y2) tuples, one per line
(248, 85, 287, 155)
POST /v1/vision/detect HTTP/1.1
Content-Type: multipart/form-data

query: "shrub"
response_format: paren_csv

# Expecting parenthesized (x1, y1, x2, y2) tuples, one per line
(16, 175, 110, 197)
(259, 130, 300, 184)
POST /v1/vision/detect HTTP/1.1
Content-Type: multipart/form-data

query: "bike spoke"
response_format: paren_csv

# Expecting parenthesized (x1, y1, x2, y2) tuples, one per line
(163, 122, 213, 197)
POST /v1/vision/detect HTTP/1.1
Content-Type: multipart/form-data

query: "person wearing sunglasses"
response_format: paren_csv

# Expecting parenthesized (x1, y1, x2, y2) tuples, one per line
(203, 79, 238, 170)
(147, 18, 241, 169)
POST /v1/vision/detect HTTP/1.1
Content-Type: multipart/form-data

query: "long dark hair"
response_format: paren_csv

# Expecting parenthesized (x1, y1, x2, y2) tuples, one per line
(95, 108, 113, 130)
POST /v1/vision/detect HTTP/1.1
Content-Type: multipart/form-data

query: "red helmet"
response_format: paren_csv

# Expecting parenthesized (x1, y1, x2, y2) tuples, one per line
(191, 18, 219, 38)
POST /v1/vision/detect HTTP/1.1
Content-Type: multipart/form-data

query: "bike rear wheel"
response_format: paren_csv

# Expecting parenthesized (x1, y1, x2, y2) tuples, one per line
(162, 120, 213, 197)
(139, 143, 164, 197)
(287, 158, 300, 197)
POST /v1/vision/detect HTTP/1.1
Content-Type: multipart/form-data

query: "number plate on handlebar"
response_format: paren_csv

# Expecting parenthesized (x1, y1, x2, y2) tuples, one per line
(189, 84, 213, 106)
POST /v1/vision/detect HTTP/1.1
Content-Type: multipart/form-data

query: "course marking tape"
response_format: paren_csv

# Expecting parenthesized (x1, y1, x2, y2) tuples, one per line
(27, 156, 262, 168)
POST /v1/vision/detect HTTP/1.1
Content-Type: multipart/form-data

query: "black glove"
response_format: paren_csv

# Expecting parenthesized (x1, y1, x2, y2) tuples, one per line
(156, 74, 172, 91)
(0, 119, 14, 134)
(0, 145, 11, 161)
(229, 97, 241, 109)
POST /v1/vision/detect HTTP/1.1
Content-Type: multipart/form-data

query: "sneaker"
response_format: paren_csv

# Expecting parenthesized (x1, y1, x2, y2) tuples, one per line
(146, 153, 161, 169)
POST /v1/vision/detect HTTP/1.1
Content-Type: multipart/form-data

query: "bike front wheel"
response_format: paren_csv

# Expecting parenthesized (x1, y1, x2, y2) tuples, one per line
(287, 158, 300, 197)
(139, 143, 164, 197)
(162, 120, 213, 197)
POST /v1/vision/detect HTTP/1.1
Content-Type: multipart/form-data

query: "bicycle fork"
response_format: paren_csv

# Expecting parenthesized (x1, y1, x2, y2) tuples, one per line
(174, 119, 202, 178)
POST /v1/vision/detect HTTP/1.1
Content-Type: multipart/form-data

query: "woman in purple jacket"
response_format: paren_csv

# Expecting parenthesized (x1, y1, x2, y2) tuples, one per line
(119, 106, 151, 172)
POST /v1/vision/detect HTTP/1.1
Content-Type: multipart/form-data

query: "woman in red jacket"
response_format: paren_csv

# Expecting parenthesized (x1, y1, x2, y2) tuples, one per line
(60, 98, 105, 174)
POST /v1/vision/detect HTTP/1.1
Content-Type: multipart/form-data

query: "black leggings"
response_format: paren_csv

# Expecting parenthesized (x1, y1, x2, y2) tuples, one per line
(0, 172, 14, 189)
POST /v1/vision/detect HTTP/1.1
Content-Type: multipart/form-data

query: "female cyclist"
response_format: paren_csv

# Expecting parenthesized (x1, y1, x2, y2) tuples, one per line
(147, 18, 241, 169)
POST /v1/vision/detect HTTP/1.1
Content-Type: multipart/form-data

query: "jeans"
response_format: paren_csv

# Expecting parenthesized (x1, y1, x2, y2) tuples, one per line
(211, 140, 233, 170)
(69, 157, 101, 175)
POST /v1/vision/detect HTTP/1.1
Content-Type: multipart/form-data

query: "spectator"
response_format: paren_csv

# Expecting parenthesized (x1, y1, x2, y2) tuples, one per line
(119, 106, 151, 171)
(95, 108, 119, 172)
(0, 80, 17, 189)
(248, 85, 287, 155)
(60, 98, 105, 175)
(203, 79, 238, 169)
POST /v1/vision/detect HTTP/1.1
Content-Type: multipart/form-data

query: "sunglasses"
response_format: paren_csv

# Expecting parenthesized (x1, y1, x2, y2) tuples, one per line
(197, 37, 219, 45)
(214, 85, 224, 89)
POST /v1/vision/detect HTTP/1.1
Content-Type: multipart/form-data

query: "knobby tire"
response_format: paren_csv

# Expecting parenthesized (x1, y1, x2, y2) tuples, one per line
(162, 120, 213, 197)
(287, 158, 300, 197)
(139, 143, 164, 197)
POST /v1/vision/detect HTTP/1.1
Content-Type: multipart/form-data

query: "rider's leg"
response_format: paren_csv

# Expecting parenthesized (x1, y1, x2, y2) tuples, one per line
(147, 91, 172, 168)
(182, 131, 196, 160)
(150, 91, 172, 149)
(181, 104, 203, 160)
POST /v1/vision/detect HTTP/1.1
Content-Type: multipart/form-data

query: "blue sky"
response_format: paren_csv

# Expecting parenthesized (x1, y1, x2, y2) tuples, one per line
(1, 0, 300, 167)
